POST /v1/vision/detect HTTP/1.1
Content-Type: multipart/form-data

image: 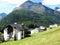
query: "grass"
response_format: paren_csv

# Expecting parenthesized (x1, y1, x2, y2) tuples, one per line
(1, 26, 60, 45)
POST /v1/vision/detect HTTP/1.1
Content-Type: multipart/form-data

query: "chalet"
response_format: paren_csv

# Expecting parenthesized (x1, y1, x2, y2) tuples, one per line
(54, 24, 58, 27)
(49, 24, 58, 29)
(39, 26, 46, 32)
(4, 24, 29, 41)
(28, 28, 39, 34)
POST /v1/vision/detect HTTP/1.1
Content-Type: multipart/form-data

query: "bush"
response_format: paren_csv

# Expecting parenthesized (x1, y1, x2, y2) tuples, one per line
(0, 32, 4, 43)
(23, 21, 38, 28)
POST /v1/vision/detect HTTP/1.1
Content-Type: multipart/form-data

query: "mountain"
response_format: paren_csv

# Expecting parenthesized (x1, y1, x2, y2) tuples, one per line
(20, 1, 60, 16)
(0, 0, 60, 29)
(0, 13, 7, 19)
(14, 0, 60, 18)
(20, 1, 51, 14)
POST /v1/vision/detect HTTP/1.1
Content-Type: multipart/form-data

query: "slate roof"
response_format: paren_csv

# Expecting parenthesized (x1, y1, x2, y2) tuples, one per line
(6, 24, 29, 31)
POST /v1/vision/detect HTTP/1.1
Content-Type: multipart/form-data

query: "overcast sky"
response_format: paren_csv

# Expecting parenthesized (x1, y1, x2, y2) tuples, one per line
(0, 0, 60, 14)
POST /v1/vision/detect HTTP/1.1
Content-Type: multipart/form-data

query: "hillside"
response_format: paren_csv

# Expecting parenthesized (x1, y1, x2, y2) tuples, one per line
(0, 0, 60, 29)
(0, 9, 60, 27)
(1, 26, 60, 45)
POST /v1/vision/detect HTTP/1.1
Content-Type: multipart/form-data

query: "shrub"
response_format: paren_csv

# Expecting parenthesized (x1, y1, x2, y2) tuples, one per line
(0, 32, 4, 43)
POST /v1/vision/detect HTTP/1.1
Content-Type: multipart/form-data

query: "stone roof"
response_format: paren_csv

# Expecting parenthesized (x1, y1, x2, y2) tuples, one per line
(6, 24, 29, 31)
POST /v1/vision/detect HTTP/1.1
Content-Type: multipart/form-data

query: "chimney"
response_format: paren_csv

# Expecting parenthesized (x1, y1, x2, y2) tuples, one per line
(14, 22, 17, 24)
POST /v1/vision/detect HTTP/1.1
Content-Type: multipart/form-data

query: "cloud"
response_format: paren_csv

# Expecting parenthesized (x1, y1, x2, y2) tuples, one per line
(0, 4, 4, 6)
(42, 0, 60, 5)
(1, 0, 27, 4)
(57, 9, 60, 11)
(0, 0, 27, 7)
(0, 0, 28, 13)
(0, 3, 7, 7)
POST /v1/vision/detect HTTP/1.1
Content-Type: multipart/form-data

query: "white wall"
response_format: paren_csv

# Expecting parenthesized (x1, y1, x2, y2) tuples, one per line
(49, 24, 58, 28)
(4, 28, 16, 41)
(39, 26, 46, 32)
(4, 28, 9, 41)
(30, 28, 39, 34)
(54, 24, 58, 27)
(16, 30, 22, 40)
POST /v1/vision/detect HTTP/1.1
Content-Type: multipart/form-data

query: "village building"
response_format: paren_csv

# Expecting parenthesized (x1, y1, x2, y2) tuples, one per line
(4, 23, 40, 41)
(54, 24, 58, 27)
(4, 24, 30, 41)
(39, 26, 46, 32)
(49, 24, 58, 29)
(28, 28, 39, 34)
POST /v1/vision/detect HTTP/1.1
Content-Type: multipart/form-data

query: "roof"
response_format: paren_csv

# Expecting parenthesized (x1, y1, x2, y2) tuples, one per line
(6, 24, 29, 31)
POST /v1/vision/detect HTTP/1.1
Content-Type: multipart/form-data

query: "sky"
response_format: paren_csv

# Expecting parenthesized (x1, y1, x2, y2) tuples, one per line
(0, 0, 60, 14)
